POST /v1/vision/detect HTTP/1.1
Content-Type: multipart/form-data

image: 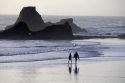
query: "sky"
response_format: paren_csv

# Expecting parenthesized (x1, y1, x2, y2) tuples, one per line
(0, 0, 125, 16)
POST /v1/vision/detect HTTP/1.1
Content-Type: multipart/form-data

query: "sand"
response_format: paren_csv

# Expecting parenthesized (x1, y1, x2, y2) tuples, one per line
(0, 60, 125, 83)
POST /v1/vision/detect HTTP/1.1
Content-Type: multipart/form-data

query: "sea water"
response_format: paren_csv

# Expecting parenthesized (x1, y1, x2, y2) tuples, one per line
(0, 15, 125, 35)
(0, 16, 125, 67)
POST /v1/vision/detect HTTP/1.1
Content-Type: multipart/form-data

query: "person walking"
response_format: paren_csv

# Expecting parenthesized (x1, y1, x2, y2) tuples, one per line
(68, 53, 72, 64)
(73, 51, 79, 64)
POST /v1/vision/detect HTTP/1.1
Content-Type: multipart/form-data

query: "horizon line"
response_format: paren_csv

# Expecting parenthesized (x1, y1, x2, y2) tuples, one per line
(0, 14, 125, 17)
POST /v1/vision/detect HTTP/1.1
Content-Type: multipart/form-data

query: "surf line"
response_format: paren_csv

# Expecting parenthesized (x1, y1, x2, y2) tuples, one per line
(0, 57, 67, 63)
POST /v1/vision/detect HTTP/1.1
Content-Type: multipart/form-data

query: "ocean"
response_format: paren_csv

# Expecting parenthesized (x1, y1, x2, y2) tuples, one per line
(1, 15, 125, 36)
(0, 15, 125, 66)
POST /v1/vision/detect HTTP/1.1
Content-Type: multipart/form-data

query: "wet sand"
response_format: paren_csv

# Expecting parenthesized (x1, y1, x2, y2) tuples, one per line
(0, 61, 125, 83)
(0, 38, 125, 83)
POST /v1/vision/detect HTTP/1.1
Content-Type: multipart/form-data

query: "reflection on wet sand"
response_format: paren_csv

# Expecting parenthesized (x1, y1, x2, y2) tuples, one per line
(74, 64, 79, 75)
(68, 62, 80, 83)
(19, 68, 38, 83)
(0, 61, 125, 83)
(68, 62, 80, 75)
(68, 63, 72, 74)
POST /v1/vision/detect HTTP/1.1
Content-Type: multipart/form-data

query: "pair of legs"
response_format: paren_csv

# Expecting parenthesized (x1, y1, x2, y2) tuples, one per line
(75, 59, 77, 64)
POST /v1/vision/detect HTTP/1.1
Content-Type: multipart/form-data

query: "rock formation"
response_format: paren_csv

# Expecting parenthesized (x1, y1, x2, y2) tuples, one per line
(0, 22, 73, 39)
(46, 18, 87, 33)
(5, 6, 46, 32)
(57, 18, 87, 33)
(33, 22, 74, 39)
(0, 6, 74, 40)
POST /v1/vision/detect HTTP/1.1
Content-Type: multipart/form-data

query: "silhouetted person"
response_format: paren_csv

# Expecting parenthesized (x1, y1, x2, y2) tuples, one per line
(68, 53, 72, 64)
(73, 52, 79, 64)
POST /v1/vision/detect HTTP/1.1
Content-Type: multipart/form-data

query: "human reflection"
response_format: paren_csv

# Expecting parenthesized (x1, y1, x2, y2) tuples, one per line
(68, 62, 79, 75)
(74, 63, 79, 75)
(68, 62, 72, 74)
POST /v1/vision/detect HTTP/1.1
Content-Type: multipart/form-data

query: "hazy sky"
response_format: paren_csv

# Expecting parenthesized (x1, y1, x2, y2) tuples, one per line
(0, 0, 125, 16)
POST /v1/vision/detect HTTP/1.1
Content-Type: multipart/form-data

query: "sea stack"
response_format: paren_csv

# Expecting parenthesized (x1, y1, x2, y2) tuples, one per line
(57, 18, 87, 33)
(46, 18, 87, 33)
(0, 6, 74, 40)
(5, 6, 46, 31)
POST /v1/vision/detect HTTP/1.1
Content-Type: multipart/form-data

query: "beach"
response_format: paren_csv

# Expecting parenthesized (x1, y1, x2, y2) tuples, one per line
(0, 15, 125, 83)
(0, 38, 125, 83)
(0, 60, 125, 83)
(0, 0, 125, 82)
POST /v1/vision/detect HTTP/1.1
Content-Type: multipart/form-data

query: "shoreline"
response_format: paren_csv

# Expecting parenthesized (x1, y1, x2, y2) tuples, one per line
(0, 35, 123, 40)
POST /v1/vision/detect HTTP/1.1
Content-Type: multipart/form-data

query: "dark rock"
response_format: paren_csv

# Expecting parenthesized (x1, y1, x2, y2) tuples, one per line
(5, 6, 46, 32)
(0, 21, 73, 40)
(0, 6, 74, 40)
(57, 18, 87, 33)
(45, 18, 87, 33)
(118, 34, 125, 39)
(32, 22, 74, 40)
(0, 22, 31, 39)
